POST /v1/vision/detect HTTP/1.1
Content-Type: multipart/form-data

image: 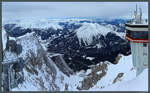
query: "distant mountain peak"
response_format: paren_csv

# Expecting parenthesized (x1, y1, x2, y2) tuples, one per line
(76, 23, 112, 45)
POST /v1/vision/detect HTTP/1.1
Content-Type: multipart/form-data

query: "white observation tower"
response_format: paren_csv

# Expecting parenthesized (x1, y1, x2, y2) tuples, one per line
(125, 5, 148, 76)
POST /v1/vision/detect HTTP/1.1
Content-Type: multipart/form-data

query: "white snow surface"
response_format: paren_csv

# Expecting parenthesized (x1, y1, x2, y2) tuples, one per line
(103, 69, 148, 91)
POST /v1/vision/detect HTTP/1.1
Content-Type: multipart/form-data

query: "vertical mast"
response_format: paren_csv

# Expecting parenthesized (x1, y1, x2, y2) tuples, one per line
(136, 4, 137, 14)
(139, 7, 142, 23)
(134, 4, 142, 24)
(134, 4, 138, 23)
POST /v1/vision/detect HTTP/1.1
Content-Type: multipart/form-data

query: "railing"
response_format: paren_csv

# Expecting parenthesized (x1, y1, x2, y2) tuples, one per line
(126, 19, 148, 24)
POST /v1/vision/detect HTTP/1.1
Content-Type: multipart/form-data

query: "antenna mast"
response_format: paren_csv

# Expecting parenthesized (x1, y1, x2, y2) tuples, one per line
(134, 4, 142, 24)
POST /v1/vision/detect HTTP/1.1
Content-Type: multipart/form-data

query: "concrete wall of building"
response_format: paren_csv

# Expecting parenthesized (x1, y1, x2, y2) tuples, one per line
(130, 42, 148, 76)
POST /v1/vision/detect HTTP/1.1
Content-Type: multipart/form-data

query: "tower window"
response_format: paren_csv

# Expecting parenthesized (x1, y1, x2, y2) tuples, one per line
(143, 52, 147, 56)
(143, 43, 147, 47)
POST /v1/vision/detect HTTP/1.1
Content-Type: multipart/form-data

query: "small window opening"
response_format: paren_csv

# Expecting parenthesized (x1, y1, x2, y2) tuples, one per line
(143, 43, 147, 47)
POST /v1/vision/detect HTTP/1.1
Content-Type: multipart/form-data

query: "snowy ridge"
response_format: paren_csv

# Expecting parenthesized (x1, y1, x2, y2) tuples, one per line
(105, 24, 118, 31)
(2, 17, 93, 30)
(76, 23, 113, 45)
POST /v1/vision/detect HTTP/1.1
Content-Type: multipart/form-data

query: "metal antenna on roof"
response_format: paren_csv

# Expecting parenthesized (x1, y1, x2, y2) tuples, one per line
(134, 4, 142, 24)
(139, 7, 142, 23)
(134, 4, 137, 21)
(136, 4, 137, 14)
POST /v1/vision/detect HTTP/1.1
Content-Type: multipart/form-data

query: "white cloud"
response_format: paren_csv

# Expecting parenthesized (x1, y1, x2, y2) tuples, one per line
(2, 2, 148, 19)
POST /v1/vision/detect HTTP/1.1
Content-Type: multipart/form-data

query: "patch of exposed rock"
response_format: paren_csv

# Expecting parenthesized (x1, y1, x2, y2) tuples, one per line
(112, 73, 124, 84)
(77, 62, 107, 90)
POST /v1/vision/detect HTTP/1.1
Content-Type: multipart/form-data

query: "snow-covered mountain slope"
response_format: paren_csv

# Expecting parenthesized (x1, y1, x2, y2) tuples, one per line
(76, 23, 125, 46)
(90, 69, 148, 91)
(82, 55, 147, 91)
(105, 69, 148, 91)
(88, 55, 136, 90)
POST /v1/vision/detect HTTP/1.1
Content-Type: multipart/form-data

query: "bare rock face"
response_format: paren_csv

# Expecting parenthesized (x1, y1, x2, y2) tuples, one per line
(64, 83, 69, 91)
(50, 54, 74, 76)
(24, 49, 59, 90)
(112, 73, 124, 84)
(77, 62, 107, 90)
(114, 54, 122, 64)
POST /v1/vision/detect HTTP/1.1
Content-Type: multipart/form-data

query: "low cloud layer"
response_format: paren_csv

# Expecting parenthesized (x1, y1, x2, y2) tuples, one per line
(2, 2, 148, 19)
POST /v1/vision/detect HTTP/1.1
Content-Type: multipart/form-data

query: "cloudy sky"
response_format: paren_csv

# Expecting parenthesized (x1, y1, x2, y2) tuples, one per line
(2, 2, 148, 19)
